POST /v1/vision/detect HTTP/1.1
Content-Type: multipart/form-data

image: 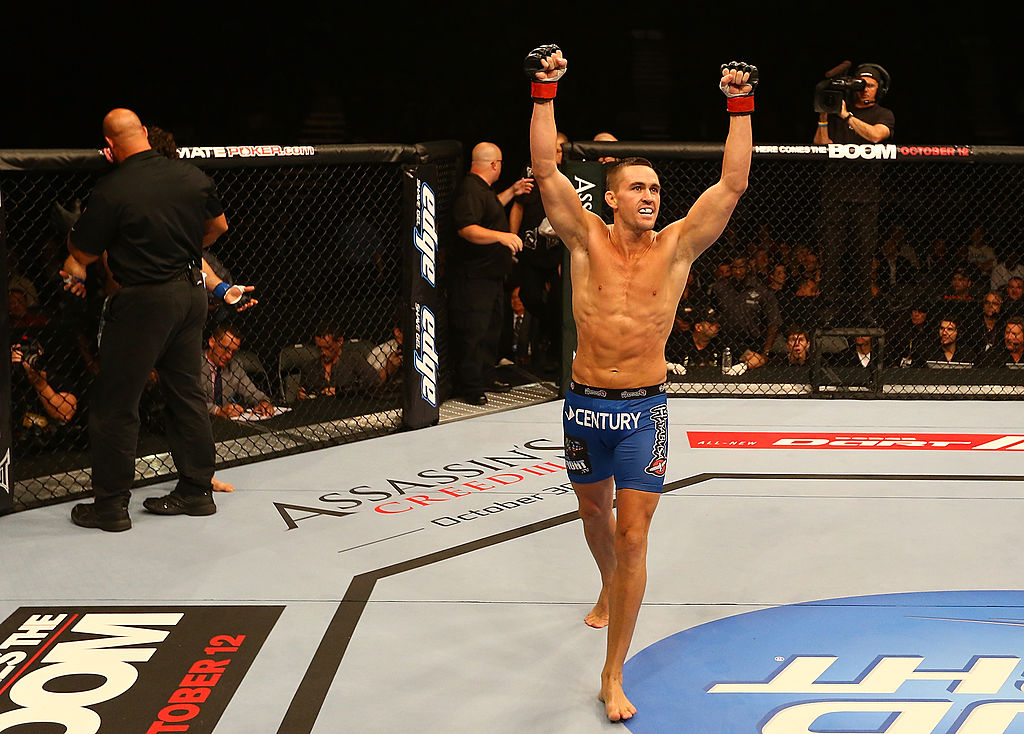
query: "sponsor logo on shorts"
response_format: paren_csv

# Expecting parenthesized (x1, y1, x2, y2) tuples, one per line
(565, 407, 642, 431)
(644, 404, 669, 476)
(620, 388, 648, 398)
(564, 436, 592, 475)
(583, 387, 608, 397)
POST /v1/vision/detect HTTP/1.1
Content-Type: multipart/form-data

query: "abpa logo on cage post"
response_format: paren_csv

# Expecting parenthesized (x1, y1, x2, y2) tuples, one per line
(413, 181, 437, 287)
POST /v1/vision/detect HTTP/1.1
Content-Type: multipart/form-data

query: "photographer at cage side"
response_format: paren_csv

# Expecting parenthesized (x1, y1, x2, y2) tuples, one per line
(10, 336, 79, 451)
(812, 61, 896, 327)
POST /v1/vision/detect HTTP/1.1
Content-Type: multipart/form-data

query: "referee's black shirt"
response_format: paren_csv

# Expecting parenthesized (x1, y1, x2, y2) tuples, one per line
(71, 149, 224, 286)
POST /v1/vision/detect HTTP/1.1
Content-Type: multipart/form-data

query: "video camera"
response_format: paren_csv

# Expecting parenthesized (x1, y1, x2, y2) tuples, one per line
(814, 63, 890, 115)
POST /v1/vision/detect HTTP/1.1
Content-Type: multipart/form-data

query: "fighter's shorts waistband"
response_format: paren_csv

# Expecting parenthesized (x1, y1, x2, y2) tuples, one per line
(568, 381, 668, 400)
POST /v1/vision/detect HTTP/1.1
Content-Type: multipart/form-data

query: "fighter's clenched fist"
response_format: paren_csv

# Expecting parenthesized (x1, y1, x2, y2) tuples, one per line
(719, 61, 758, 115)
(524, 44, 567, 100)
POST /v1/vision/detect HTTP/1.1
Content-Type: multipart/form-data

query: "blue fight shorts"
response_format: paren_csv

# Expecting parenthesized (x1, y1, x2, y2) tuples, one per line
(562, 381, 670, 493)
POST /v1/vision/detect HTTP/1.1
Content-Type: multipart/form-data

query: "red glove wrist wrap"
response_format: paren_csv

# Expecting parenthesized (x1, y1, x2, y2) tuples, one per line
(531, 81, 558, 100)
(727, 96, 754, 114)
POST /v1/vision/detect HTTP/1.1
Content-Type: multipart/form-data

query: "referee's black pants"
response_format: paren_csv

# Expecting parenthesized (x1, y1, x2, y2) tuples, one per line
(448, 275, 504, 396)
(91, 278, 215, 508)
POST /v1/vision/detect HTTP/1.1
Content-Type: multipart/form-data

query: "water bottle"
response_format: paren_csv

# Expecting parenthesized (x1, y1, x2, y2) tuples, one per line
(721, 347, 732, 374)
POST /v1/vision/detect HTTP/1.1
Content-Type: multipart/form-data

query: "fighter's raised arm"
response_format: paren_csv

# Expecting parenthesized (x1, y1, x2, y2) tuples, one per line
(663, 62, 755, 262)
(526, 45, 602, 253)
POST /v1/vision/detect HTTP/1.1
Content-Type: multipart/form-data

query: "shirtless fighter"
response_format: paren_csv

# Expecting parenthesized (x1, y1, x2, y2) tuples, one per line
(525, 44, 754, 722)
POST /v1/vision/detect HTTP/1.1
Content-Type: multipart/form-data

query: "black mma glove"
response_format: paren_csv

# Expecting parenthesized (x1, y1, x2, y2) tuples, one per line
(524, 44, 565, 101)
(720, 61, 758, 115)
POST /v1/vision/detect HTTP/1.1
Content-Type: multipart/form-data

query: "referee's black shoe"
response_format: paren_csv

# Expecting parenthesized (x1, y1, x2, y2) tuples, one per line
(143, 490, 217, 516)
(71, 500, 132, 532)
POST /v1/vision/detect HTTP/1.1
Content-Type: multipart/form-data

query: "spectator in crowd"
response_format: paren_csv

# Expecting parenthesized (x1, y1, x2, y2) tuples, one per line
(674, 271, 703, 333)
(749, 246, 771, 281)
(790, 276, 827, 330)
(509, 132, 569, 375)
(831, 334, 876, 369)
(202, 323, 274, 418)
(712, 254, 780, 368)
(977, 316, 1024, 367)
(764, 262, 796, 321)
(784, 325, 812, 366)
(876, 233, 917, 308)
(8, 287, 49, 329)
(920, 316, 974, 365)
(921, 236, 957, 301)
(592, 131, 618, 163)
(448, 141, 532, 405)
(366, 324, 404, 386)
(707, 259, 732, 298)
(964, 225, 997, 287)
(7, 251, 40, 310)
(673, 307, 723, 369)
(298, 321, 380, 399)
(961, 291, 1004, 357)
(498, 285, 537, 367)
(888, 303, 932, 367)
(10, 338, 79, 452)
(1002, 276, 1024, 319)
(935, 267, 976, 325)
(990, 250, 1024, 294)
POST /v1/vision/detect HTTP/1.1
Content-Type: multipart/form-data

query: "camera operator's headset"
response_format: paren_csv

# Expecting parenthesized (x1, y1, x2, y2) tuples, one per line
(854, 63, 891, 101)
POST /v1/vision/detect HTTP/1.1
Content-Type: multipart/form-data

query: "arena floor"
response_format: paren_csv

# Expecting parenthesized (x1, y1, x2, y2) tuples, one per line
(2, 395, 1024, 733)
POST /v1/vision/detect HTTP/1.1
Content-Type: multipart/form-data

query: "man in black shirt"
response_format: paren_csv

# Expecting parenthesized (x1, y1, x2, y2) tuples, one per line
(62, 108, 228, 531)
(448, 142, 532, 404)
(813, 62, 896, 326)
(674, 307, 723, 368)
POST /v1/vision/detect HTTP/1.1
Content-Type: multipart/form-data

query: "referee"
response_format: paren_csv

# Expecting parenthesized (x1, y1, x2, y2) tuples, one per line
(63, 108, 228, 531)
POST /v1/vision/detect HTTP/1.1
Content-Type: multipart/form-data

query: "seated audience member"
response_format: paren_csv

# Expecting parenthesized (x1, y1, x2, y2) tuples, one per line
(784, 325, 812, 367)
(8, 287, 49, 329)
(202, 324, 275, 418)
(368, 324, 404, 384)
(765, 263, 798, 326)
(919, 316, 975, 365)
(11, 337, 79, 451)
(830, 334, 876, 369)
(990, 251, 1024, 294)
(961, 292, 1004, 357)
(712, 255, 780, 368)
(592, 131, 618, 163)
(888, 303, 932, 367)
(674, 307, 723, 369)
(298, 321, 379, 399)
(977, 317, 1024, 367)
(790, 277, 827, 329)
(935, 268, 975, 325)
(1003, 276, 1024, 319)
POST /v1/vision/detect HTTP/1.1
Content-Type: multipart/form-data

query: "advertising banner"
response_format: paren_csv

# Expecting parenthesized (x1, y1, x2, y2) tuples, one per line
(401, 165, 440, 430)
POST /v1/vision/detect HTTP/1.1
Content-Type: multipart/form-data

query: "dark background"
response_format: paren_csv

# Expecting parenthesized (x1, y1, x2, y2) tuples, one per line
(4, 6, 1021, 183)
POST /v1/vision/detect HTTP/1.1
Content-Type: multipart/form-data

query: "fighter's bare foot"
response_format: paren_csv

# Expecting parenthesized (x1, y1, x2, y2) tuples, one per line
(599, 676, 636, 722)
(584, 590, 610, 628)
(211, 478, 235, 493)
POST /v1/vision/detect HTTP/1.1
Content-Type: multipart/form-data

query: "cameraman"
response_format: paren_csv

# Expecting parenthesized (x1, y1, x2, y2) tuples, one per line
(11, 337, 79, 450)
(813, 62, 894, 144)
(812, 62, 895, 326)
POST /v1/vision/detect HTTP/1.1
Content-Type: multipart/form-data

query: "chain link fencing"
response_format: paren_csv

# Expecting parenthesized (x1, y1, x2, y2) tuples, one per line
(567, 141, 1024, 398)
(1, 142, 461, 511)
